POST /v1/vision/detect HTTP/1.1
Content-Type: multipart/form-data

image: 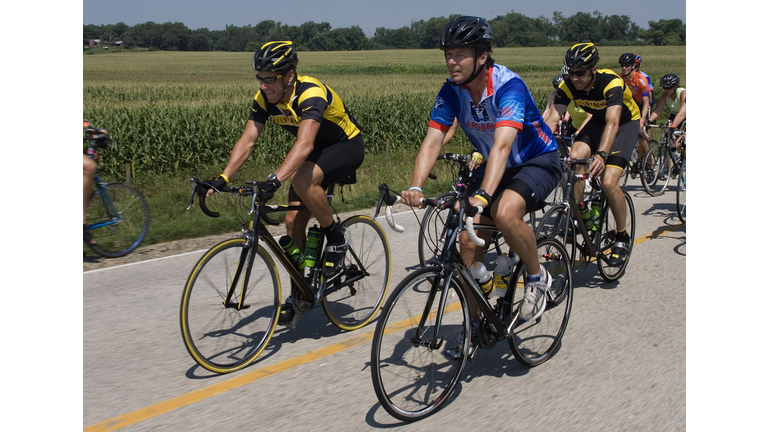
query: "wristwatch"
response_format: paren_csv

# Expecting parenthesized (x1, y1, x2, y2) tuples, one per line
(596, 151, 608, 161)
(473, 189, 492, 205)
(266, 173, 281, 188)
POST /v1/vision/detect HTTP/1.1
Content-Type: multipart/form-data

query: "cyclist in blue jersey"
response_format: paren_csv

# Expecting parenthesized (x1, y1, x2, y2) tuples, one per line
(400, 17, 562, 351)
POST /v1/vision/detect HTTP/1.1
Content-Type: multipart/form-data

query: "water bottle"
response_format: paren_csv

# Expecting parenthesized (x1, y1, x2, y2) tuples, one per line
(491, 255, 514, 298)
(590, 201, 602, 232)
(279, 235, 305, 270)
(579, 202, 593, 231)
(303, 226, 322, 268)
(470, 262, 493, 297)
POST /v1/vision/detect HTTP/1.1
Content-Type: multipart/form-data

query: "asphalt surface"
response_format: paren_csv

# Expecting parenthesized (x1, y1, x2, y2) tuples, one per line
(83, 179, 688, 431)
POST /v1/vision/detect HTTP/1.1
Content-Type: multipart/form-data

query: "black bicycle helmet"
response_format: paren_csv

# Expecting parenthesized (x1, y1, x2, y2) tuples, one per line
(564, 43, 599, 69)
(561, 65, 569, 76)
(439, 16, 493, 51)
(660, 73, 680, 89)
(619, 52, 636, 67)
(552, 74, 564, 89)
(253, 41, 299, 73)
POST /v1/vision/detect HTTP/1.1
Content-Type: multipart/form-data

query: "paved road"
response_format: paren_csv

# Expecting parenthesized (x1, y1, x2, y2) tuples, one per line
(83, 180, 686, 431)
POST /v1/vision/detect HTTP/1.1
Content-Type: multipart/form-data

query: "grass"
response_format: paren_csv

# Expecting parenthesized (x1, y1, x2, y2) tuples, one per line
(83, 46, 685, 255)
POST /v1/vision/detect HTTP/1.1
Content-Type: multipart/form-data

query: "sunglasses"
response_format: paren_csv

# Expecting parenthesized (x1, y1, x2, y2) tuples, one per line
(568, 68, 590, 77)
(620, 64, 634, 68)
(256, 74, 283, 84)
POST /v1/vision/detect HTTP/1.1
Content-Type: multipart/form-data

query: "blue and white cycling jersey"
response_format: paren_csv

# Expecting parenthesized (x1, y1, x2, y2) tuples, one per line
(429, 63, 558, 168)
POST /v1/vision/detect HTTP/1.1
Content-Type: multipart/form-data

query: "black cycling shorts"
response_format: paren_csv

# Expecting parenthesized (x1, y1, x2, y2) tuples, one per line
(288, 134, 365, 203)
(574, 119, 640, 171)
(468, 150, 562, 213)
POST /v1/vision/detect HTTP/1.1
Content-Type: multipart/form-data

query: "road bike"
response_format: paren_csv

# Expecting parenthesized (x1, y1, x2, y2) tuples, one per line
(676, 152, 686, 223)
(370, 185, 573, 421)
(641, 123, 685, 196)
(535, 157, 636, 281)
(84, 126, 150, 258)
(417, 152, 557, 268)
(180, 176, 392, 374)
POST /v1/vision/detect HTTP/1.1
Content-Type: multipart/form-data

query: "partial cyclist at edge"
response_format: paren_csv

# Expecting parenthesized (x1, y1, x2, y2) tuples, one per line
(649, 73, 686, 180)
(197, 40, 365, 326)
(399, 16, 562, 355)
(83, 120, 108, 247)
(543, 43, 641, 268)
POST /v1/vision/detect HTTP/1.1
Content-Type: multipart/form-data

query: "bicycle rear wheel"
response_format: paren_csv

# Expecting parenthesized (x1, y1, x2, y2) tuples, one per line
(676, 160, 686, 223)
(180, 238, 280, 374)
(370, 266, 469, 422)
(596, 192, 636, 281)
(322, 215, 391, 331)
(86, 183, 150, 258)
(641, 141, 672, 196)
(508, 238, 573, 367)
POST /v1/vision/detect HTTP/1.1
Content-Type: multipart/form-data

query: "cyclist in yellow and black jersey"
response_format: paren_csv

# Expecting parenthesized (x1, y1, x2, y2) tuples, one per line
(553, 68, 640, 126)
(249, 74, 362, 150)
(198, 41, 366, 325)
(544, 43, 641, 268)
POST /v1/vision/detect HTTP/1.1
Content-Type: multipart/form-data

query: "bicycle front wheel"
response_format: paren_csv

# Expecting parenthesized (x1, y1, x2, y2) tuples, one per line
(508, 238, 573, 367)
(322, 215, 391, 331)
(86, 183, 150, 257)
(676, 160, 686, 223)
(641, 141, 672, 196)
(417, 192, 455, 267)
(370, 266, 469, 422)
(535, 203, 577, 265)
(180, 238, 280, 374)
(596, 192, 636, 281)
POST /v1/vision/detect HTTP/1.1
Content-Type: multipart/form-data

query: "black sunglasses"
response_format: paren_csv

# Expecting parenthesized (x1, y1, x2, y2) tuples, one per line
(568, 69, 590, 77)
(256, 74, 283, 84)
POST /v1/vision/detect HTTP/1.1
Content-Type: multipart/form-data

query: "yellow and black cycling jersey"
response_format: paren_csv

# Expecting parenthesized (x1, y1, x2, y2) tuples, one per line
(554, 69, 641, 125)
(249, 75, 362, 149)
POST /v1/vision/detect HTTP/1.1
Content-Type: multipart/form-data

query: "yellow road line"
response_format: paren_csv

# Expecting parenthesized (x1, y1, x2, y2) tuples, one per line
(85, 223, 684, 431)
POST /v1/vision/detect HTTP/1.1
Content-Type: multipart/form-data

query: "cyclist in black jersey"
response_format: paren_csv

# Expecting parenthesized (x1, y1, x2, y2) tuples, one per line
(198, 41, 365, 324)
(543, 43, 641, 267)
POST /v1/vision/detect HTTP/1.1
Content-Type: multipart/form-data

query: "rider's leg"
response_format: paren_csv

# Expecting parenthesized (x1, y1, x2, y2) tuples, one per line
(569, 141, 592, 204)
(601, 166, 627, 233)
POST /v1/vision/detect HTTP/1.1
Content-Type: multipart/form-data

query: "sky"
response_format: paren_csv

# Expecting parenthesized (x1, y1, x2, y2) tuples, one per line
(82, 0, 686, 35)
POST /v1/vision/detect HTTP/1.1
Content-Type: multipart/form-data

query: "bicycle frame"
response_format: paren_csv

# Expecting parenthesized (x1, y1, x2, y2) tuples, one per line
(414, 197, 517, 350)
(552, 159, 608, 262)
(205, 182, 369, 311)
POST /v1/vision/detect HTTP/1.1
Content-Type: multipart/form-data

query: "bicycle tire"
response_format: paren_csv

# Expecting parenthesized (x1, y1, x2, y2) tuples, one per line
(370, 266, 470, 422)
(85, 182, 150, 258)
(508, 238, 573, 367)
(676, 160, 686, 223)
(641, 141, 671, 196)
(534, 203, 577, 266)
(322, 215, 391, 331)
(417, 191, 456, 267)
(596, 191, 636, 281)
(180, 238, 280, 374)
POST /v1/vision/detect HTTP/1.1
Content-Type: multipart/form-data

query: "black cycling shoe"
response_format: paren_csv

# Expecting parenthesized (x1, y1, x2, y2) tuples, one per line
(323, 234, 349, 278)
(606, 233, 631, 267)
(278, 303, 297, 327)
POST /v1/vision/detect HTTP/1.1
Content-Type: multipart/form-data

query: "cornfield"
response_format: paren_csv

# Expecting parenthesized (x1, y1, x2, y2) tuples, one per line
(84, 47, 685, 179)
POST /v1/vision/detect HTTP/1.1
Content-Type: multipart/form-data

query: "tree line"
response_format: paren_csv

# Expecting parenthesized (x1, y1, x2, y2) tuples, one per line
(83, 11, 685, 52)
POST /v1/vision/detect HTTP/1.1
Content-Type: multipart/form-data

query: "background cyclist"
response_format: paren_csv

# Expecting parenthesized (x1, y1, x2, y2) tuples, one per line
(649, 73, 686, 178)
(618, 53, 651, 172)
(198, 41, 365, 324)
